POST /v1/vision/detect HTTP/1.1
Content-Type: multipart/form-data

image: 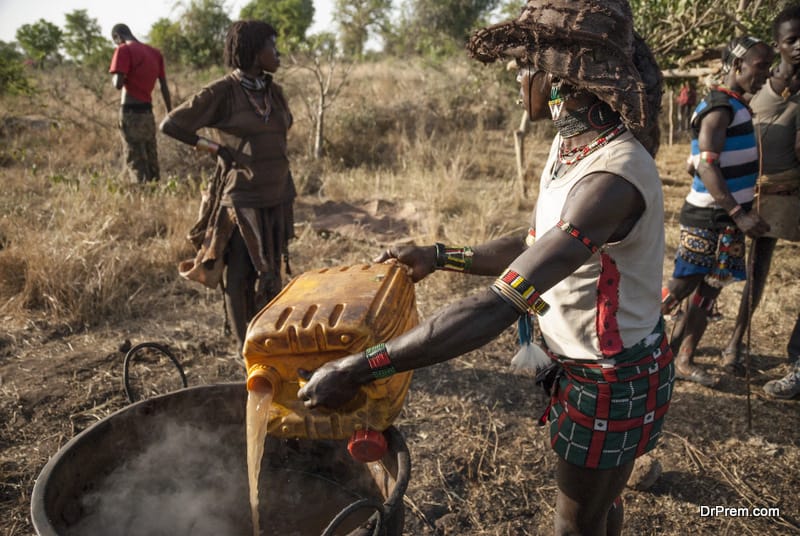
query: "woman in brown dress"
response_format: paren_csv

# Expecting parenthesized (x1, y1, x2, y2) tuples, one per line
(161, 20, 295, 355)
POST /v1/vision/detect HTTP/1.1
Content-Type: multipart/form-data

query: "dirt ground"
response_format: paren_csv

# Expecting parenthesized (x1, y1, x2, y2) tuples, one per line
(2, 160, 800, 536)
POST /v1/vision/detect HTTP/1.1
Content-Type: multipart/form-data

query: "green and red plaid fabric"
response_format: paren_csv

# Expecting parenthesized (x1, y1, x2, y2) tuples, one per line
(545, 326, 674, 469)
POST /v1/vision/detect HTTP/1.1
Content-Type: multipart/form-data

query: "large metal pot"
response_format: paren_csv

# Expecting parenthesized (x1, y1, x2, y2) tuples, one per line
(31, 383, 409, 536)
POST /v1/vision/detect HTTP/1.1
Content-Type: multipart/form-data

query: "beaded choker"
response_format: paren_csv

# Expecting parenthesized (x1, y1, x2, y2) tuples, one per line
(558, 123, 626, 166)
(236, 69, 271, 92)
(713, 85, 750, 111)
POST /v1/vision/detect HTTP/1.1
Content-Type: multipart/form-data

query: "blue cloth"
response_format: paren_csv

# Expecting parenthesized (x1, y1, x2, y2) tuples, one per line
(672, 224, 746, 285)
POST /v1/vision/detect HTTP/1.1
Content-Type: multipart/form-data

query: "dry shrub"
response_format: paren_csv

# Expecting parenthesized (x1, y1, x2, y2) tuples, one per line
(0, 65, 227, 328)
(0, 167, 197, 327)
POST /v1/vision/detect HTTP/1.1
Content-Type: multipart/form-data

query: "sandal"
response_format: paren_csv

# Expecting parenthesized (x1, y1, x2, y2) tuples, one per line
(675, 364, 717, 387)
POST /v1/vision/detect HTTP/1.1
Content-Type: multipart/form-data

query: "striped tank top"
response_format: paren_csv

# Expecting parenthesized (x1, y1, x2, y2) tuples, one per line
(684, 88, 758, 210)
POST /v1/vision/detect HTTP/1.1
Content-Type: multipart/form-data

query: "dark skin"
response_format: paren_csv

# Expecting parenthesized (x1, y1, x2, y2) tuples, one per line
(664, 43, 774, 383)
(723, 18, 800, 367)
(110, 29, 172, 112)
(769, 18, 800, 97)
(298, 69, 646, 536)
(159, 34, 282, 352)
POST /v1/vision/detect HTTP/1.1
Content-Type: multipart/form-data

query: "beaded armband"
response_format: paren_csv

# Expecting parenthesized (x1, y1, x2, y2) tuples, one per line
(556, 219, 599, 254)
(434, 243, 474, 272)
(699, 151, 720, 164)
(365, 343, 396, 379)
(491, 269, 550, 316)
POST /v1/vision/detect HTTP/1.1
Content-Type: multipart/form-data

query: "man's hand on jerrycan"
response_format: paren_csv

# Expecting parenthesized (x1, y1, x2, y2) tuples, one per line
(297, 361, 361, 410)
(374, 245, 436, 283)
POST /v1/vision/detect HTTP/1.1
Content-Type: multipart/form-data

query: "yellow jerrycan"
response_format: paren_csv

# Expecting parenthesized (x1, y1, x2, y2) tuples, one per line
(242, 263, 417, 459)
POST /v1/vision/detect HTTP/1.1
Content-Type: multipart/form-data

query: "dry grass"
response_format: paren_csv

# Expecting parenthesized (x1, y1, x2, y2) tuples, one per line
(0, 58, 521, 328)
(0, 141, 199, 326)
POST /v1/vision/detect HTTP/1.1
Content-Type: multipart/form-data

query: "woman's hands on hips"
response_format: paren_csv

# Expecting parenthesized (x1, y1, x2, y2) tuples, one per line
(216, 145, 235, 168)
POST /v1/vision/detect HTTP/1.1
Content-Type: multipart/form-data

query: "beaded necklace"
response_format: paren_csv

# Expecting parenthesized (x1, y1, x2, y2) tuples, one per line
(558, 123, 626, 166)
(244, 90, 272, 123)
(236, 70, 272, 123)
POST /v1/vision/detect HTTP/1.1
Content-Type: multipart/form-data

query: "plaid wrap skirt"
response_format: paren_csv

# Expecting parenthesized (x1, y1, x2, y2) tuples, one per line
(542, 324, 674, 469)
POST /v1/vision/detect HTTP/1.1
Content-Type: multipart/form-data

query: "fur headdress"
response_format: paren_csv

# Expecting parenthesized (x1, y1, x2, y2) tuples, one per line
(467, 0, 663, 155)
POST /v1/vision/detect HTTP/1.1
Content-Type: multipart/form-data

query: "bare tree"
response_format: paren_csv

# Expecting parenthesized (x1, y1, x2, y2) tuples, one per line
(290, 33, 353, 159)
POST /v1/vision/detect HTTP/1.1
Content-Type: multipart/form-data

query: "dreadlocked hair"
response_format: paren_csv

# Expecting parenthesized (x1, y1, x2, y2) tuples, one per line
(630, 32, 663, 157)
(224, 20, 277, 70)
(774, 4, 800, 41)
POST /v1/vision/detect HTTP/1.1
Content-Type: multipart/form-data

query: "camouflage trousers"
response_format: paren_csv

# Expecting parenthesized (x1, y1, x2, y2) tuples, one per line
(119, 108, 159, 183)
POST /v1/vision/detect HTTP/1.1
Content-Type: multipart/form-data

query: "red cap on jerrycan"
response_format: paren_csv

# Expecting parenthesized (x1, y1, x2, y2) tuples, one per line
(347, 429, 388, 463)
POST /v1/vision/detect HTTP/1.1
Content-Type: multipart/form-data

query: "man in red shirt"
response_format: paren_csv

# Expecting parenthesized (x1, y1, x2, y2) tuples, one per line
(109, 23, 172, 183)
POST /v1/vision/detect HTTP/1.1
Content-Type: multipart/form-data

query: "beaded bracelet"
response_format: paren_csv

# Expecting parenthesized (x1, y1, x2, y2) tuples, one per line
(727, 205, 743, 218)
(491, 269, 550, 316)
(365, 343, 396, 379)
(434, 243, 474, 272)
(195, 137, 220, 155)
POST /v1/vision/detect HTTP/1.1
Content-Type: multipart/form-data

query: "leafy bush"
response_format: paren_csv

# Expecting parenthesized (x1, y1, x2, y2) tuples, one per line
(0, 41, 33, 96)
(15, 19, 62, 68)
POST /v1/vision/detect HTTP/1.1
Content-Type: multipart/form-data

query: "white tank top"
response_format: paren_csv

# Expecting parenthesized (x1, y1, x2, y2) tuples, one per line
(534, 131, 664, 360)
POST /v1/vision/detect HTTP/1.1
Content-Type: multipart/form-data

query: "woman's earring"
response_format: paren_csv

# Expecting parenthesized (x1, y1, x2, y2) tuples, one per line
(548, 79, 565, 120)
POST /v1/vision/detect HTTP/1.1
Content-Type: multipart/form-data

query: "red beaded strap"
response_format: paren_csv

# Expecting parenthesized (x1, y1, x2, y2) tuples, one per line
(556, 219, 599, 254)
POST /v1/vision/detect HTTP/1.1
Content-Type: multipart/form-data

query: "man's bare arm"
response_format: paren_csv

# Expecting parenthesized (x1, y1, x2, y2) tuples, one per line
(299, 172, 645, 408)
(159, 76, 172, 112)
(696, 107, 769, 237)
